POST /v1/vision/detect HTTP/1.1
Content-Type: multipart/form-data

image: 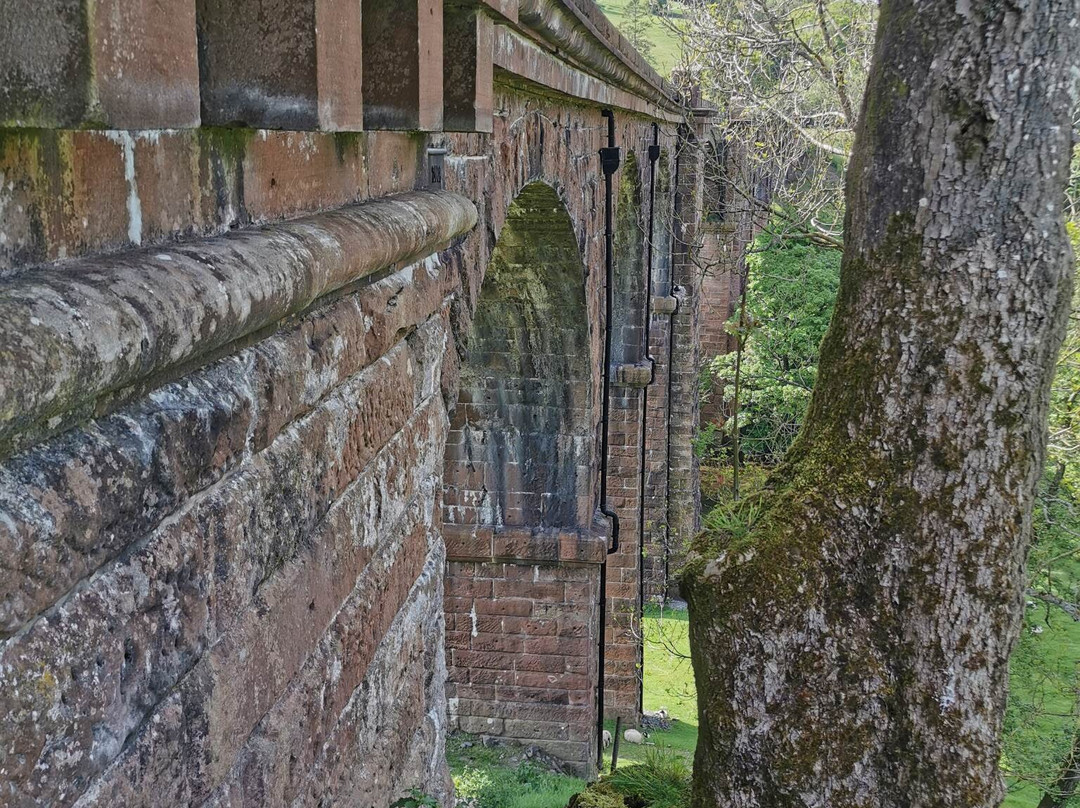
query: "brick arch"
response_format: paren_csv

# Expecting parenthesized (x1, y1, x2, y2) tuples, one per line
(443, 180, 593, 531)
(442, 180, 605, 775)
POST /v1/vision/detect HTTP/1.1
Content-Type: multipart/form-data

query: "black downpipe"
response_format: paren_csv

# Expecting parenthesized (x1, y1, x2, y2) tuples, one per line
(596, 108, 621, 772)
(636, 124, 661, 717)
(663, 134, 684, 594)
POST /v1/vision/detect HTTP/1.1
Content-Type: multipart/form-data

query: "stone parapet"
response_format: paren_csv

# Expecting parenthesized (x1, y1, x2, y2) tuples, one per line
(0, 190, 476, 457)
(0, 0, 200, 129)
(196, 0, 365, 130)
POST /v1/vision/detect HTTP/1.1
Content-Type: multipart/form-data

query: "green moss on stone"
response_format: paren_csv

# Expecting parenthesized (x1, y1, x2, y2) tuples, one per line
(332, 131, 365, 163)
(199, 126, 255, 166)
(568, 782, 626, 808)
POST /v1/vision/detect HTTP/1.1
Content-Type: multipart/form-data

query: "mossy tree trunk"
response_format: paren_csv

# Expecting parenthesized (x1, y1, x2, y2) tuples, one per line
(683, 0, 1080, 805)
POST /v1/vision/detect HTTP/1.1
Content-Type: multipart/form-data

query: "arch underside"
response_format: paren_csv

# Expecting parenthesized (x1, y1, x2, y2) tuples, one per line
(444, 181, 593, 533)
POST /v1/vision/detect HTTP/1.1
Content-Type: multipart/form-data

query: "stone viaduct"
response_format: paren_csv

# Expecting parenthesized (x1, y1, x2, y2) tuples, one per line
(0, 1, 722, 804)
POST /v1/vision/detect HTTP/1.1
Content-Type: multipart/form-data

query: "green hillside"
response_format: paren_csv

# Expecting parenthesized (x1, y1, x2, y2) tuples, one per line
(596, 0, 686, 74)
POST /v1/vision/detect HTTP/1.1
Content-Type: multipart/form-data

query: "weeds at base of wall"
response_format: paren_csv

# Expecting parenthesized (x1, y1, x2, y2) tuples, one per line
(572, 748, 692, 808)
(392, 789, 440, 808)
(446, 732, 585, 808)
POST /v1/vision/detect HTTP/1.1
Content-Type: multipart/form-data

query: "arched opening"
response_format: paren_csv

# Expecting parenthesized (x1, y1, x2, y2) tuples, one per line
(443, 182, 592, 531)
(442, 182, 600, 774)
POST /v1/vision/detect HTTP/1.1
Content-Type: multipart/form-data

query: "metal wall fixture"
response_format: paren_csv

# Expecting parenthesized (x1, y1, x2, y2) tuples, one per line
(595, 107, 621, 772)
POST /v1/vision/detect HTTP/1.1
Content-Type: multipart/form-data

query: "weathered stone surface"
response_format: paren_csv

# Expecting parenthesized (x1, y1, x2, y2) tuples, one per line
(362, 0, 444, 131)
(0, 129, 427, 275)
(444, 556, 599, 776)
(444, 5, 494, 133)
(0, 7, 712, 804)
(0, 0, 90, 127)
(443, 181, 594, 532)
(0, 329, 450, 806)
(0, 190, 475, 456)
(0, 251, 455, 638)
(196, 0, 363, 130)
(517, 0, 673, 106)
(0, 0, 199, 129)
(91, 0, 201, 128)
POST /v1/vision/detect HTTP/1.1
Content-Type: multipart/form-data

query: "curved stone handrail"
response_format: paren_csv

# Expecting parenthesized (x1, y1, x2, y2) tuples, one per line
(516, 0, 682, 113)
(0, 190, 478, 455)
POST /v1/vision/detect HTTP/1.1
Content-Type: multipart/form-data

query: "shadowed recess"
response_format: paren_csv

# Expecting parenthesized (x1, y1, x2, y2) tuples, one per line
(444, 181, 591, 531)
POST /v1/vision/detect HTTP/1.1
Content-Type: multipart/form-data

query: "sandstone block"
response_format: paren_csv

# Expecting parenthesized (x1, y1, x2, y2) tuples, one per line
(444, 4, 494, 132)
(0, 0, 199, 128)
(362, 0, 443, 130)
(196, 0, 362, 130)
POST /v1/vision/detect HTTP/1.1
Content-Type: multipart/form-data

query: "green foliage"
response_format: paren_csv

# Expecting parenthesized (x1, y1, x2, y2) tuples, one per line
(1001, 474, 1080, 804)
(691, 421, 724, 464)
(606, 748, 692, 808)
(570, 782, 627, 808)
(452, 761, 584, 808)
(620, 0, 655, 60)
(446, 736, 585, 808)
(1001, 601, 1080, 805)
(702, 498, 762, 547)
(390, 790, 438, 808)
(1001, 226, 1080, 806)
(595, 0, 686, 73)
(1047, 224, 1080, 493)
(708, 237, 841, 463)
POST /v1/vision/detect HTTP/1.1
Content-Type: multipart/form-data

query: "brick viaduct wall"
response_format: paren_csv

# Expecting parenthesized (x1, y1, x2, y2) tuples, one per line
(698, 139, 760, 429)
(0, 0, 712, 801)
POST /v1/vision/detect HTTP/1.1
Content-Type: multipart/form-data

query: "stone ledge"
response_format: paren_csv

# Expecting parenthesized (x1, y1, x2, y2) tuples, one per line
(444, 524, 608, 565)
(0, 190, 477, 457)
(493, 27, 682, 122)
(516, 0, 680, 113)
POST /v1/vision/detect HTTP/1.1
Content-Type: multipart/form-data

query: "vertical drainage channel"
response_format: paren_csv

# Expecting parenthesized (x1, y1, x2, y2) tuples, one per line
(636, 124, 661, 717)
(596, 108, 621, 772)
(663, 131, 685, 597)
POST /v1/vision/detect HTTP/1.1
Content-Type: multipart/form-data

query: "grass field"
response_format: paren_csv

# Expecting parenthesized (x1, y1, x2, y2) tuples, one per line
(603, 605, 697, 771)
(1002, 602, 1080, 807)
(594, 0, 687, 75)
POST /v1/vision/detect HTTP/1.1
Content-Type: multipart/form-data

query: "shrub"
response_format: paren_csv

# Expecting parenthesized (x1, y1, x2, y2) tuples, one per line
(454, 761, 583, 808)
(707, 237, 841, 465)
(568, 782, 627, 808)
(605, 748, 691, 808)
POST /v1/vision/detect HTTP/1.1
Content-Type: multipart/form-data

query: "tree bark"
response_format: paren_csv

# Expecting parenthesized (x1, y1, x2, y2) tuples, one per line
(683, 0, 1080, 805)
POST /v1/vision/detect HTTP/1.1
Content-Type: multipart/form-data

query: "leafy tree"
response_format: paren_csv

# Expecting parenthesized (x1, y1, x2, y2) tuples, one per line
(683, 0, 1080, 806)
(708, 238, 840, 463)
(623, 0, 655, 61)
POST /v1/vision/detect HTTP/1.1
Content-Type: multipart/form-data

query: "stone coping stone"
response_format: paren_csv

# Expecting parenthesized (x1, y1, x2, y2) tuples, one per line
(0, 190, 477, 457)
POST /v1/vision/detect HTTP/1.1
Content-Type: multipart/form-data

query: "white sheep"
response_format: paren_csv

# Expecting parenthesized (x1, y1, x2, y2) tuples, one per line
(1032, 624, 1045, 635)
(623, 728, 648, 744)
(644, 708, 669, 721)
(602, 730, 612, 749)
